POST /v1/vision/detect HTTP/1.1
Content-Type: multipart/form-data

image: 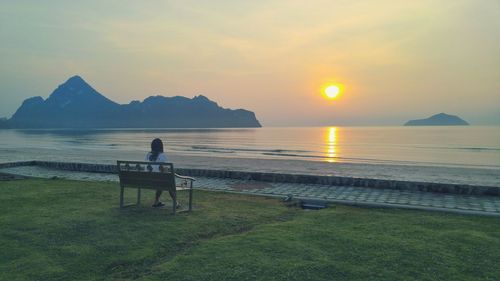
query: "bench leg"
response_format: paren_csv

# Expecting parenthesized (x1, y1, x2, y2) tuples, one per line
(172, 191, 176, 215)
(188, 182, 193, 212)
(120, 185, 124, 208)
(137, 188, 141, 205)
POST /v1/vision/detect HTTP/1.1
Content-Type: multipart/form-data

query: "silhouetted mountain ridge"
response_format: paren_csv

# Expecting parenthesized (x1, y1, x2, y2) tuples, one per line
(404, 113, 469, 126)
(8, 75, 261, 128)
(45, 75, 118, 110)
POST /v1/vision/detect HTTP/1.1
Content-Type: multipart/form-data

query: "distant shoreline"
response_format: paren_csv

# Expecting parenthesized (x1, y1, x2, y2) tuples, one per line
(2, 124, 500, 130)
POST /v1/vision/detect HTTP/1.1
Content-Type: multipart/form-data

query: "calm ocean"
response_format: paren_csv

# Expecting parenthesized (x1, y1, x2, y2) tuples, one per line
(1, 126, 499, 169)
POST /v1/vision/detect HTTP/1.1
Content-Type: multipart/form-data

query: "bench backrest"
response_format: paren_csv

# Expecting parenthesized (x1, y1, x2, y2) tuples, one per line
(117, 161, 175, 191)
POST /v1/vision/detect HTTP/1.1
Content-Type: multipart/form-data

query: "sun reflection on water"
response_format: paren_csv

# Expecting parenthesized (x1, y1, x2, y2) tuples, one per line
(326, 127, 338, 163)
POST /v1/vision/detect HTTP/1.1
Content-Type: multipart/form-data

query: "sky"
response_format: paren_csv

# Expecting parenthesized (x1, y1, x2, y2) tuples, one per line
(1, 0, 499, 126)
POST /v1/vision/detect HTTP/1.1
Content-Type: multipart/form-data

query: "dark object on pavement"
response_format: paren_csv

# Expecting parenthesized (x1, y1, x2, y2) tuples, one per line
(300, 199, 328, 210)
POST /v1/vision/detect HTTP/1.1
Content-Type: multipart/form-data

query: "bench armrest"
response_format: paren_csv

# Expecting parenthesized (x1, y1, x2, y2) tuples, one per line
(175, 173, 196, 181)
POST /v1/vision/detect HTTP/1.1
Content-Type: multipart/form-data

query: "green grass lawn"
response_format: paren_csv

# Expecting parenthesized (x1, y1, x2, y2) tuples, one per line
(0, 179, 499, 281)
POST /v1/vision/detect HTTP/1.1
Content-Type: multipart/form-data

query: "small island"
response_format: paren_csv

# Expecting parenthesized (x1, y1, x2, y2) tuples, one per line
(404, 113, 469, 126)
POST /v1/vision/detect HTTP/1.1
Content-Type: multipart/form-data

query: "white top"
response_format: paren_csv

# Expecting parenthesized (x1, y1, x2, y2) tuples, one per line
(145, 152, 168, 162)
(145, 152, 168, 172)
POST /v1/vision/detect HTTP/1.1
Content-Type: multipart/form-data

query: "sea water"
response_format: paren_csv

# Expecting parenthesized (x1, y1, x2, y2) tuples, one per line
(1, 126, 499, 186)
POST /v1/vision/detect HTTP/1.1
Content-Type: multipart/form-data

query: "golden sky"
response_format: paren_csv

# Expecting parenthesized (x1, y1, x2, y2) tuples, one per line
(1, 0, 499, 125)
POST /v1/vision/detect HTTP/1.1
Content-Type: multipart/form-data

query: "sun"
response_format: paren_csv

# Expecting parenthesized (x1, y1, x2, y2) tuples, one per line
(324, 85, 340, 99)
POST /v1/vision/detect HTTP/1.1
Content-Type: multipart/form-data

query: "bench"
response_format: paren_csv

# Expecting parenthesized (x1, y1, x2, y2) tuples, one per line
(117, 160, 195, 215)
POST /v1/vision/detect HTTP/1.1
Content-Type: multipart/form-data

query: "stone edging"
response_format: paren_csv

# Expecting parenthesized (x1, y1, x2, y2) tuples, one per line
(0, 160, 498, 196)
(0, 161, 37, 169)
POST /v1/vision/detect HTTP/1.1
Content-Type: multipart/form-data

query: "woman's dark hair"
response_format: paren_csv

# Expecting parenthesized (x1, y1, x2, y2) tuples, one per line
(149, 138, 164, 161)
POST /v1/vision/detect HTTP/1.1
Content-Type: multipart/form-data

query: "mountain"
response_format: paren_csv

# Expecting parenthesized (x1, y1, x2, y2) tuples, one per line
(7, 76, 261, 128)
(404, 113, 469, 126)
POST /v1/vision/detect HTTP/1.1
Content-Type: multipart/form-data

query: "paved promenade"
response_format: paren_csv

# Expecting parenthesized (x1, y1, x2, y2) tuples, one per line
(1, 165, 499, 216)
(194, 177, 500, 216)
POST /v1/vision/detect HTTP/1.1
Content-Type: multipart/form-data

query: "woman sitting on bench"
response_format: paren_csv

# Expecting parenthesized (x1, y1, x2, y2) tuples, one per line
(146, 138, 180, 208)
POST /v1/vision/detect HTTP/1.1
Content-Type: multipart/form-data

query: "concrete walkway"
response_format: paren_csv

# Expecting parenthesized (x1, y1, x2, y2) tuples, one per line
(193, 177, 500, 217)
(1, 165, 499, 217)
